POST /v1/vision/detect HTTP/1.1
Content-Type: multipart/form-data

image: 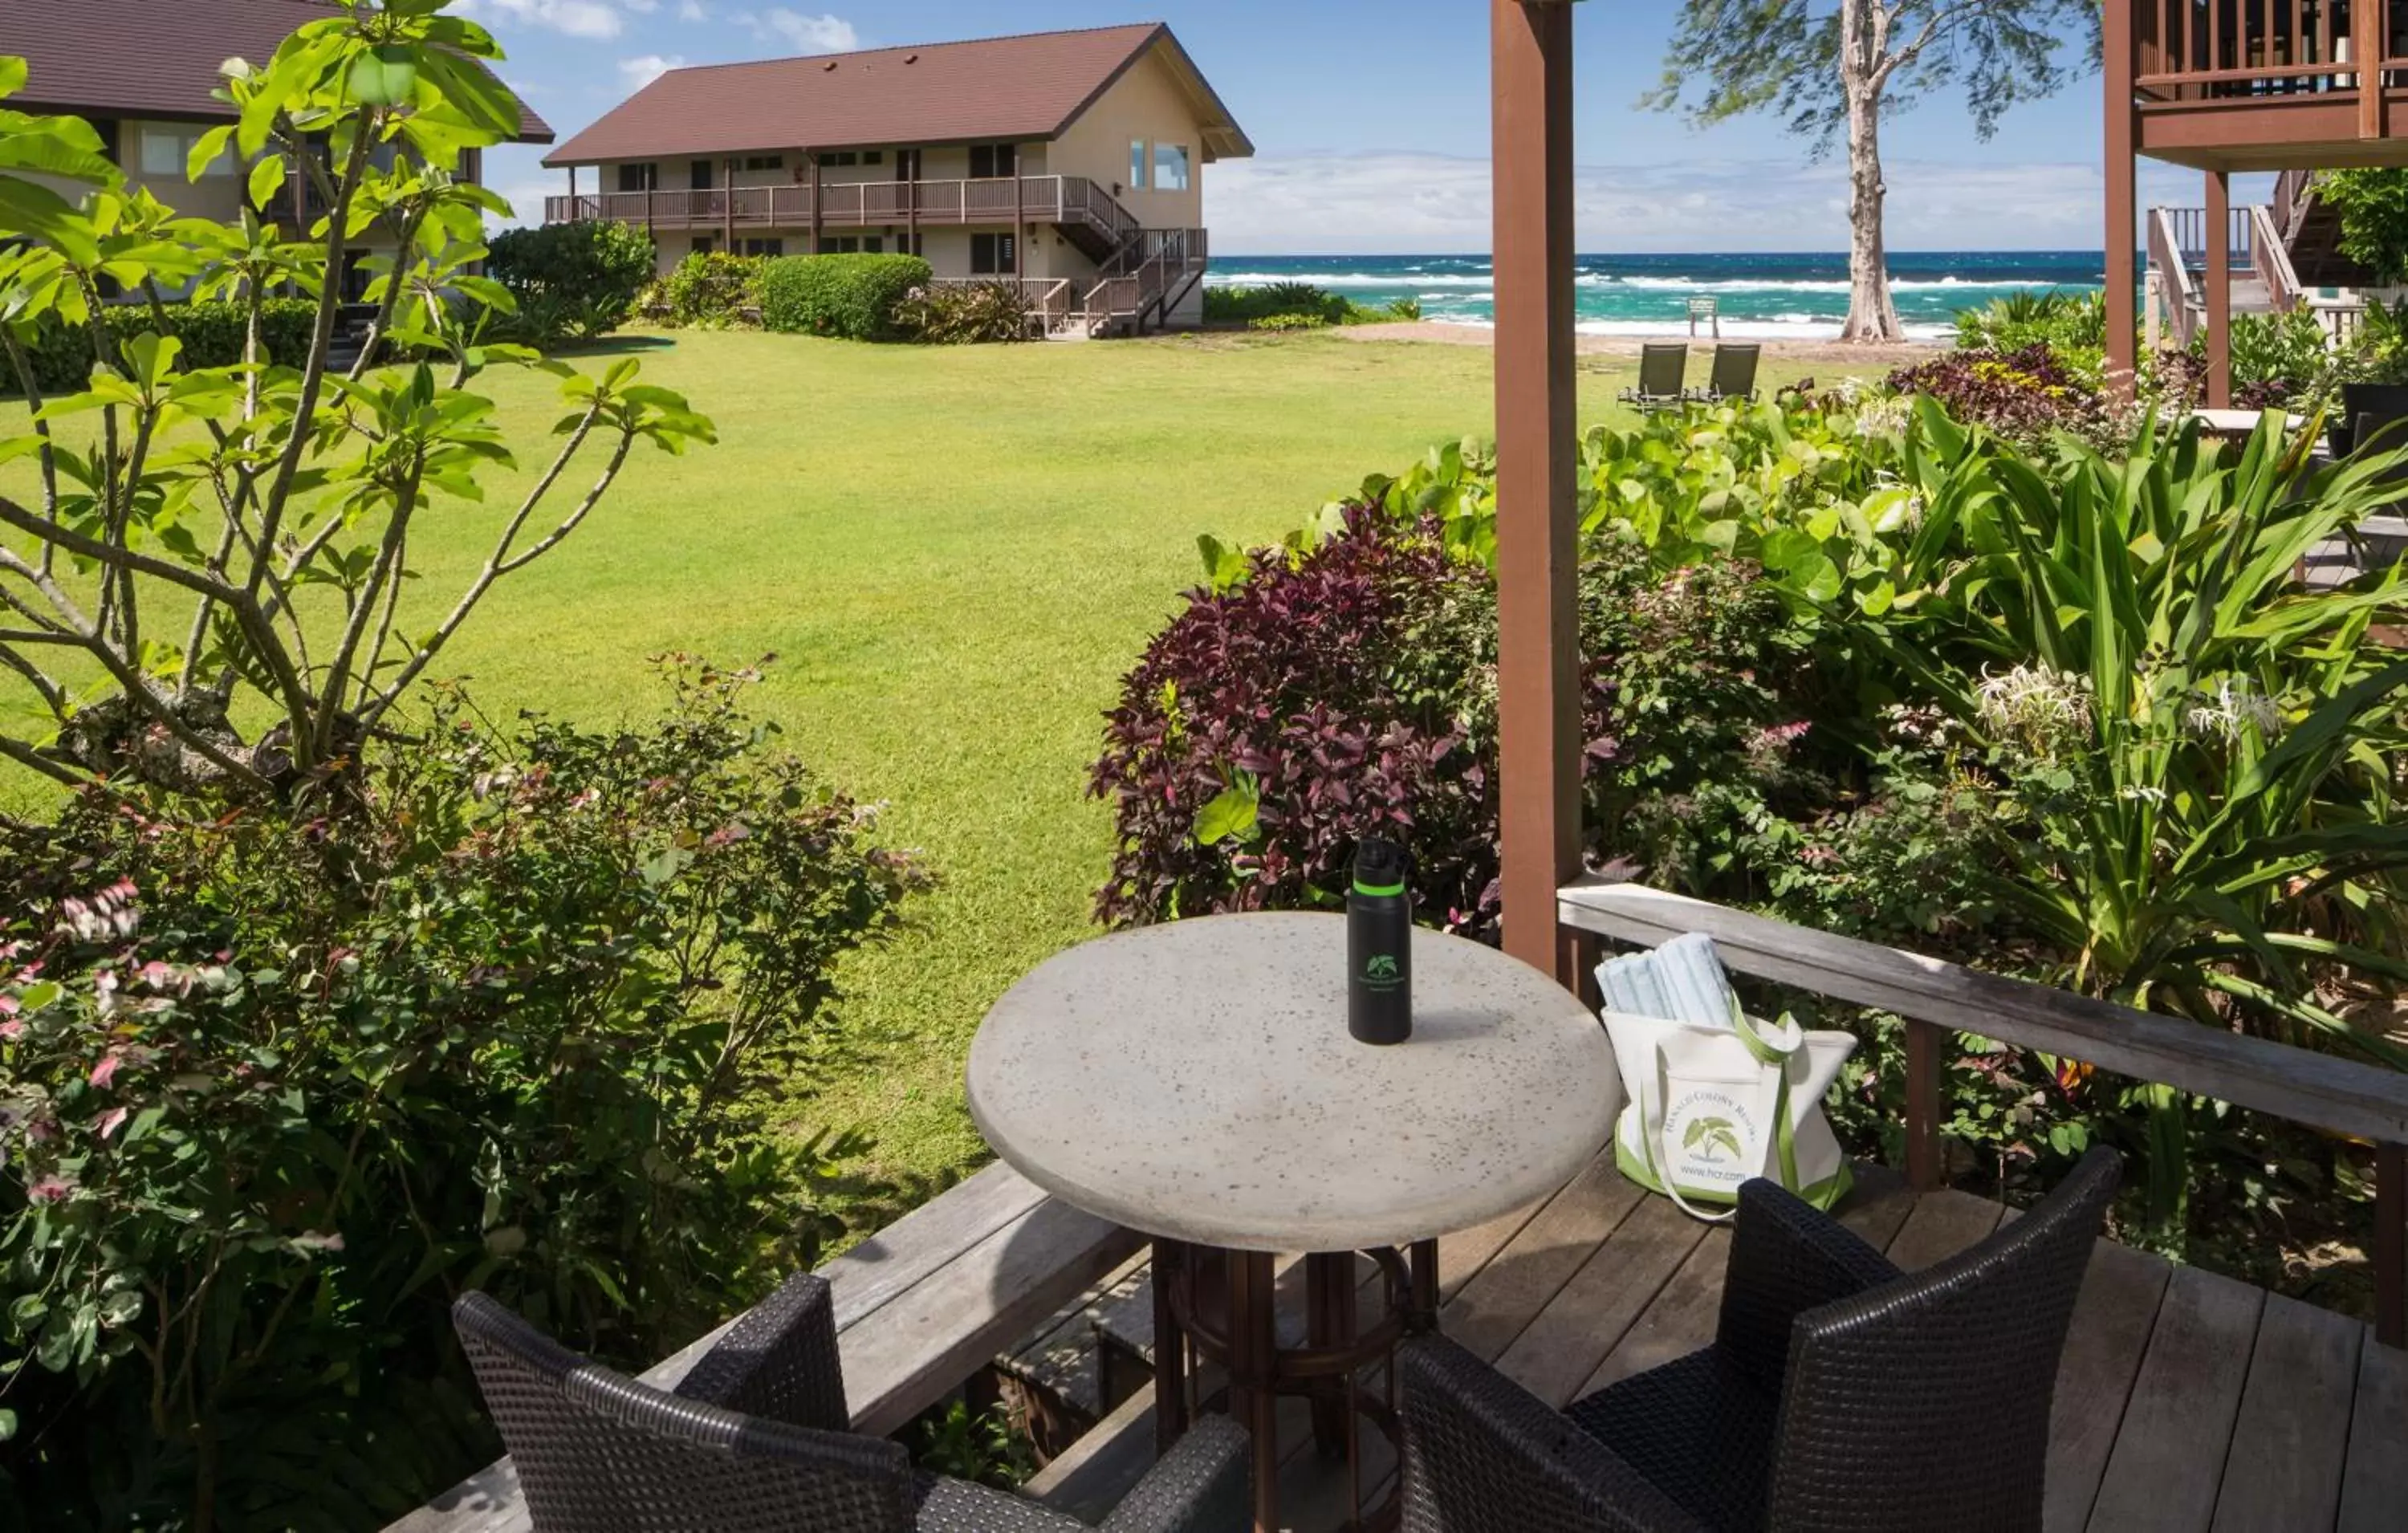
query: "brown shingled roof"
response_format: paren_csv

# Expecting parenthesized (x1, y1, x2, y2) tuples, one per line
(543, 22, 1249, 169)
(2, 0, 554, 143)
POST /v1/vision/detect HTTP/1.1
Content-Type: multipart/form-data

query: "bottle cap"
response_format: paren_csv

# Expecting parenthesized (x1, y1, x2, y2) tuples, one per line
(1353, 837, 1407, 897)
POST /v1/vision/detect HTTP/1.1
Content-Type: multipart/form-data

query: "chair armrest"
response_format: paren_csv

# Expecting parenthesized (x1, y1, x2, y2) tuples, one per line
(1099, 1416, 1250, 1533)
(1397, 1336, 1708, 1533)
(673, 1271, 852, 1432)
(1716, 1179, 1899, 1394)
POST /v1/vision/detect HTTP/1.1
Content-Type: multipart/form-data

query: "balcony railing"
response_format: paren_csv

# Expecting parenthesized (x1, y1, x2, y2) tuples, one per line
(544, 173, 1143, 248)
(2133, 0, 2408, 104)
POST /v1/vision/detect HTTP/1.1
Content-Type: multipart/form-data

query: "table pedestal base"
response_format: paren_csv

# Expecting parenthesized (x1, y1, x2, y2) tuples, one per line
(1150, 1237, 1439, 1533)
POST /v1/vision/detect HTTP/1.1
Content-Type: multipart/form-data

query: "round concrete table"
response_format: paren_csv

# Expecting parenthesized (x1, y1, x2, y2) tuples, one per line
(968, 913, 1618, 1533)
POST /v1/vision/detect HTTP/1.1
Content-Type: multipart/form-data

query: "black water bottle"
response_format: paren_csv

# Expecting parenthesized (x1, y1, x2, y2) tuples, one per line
(1348, 837, 1413, 1046)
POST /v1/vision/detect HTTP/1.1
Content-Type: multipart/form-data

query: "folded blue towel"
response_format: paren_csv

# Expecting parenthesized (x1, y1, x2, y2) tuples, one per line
(1595, 933, 1739, 1028)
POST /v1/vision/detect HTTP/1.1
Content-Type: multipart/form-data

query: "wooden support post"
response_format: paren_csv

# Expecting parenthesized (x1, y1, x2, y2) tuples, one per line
(2359, 0, 2385, 138)
(1228, 1251, 1279, 1533)
(1014, 148, 1026, 281)
(1905, 1019, 1943, 1192)
(808, 151, 823, 257)
(2380, 1142, 2405, 1348)
(722, 157, 735, 252)
(1150, 1238, 1190, 1449)
(1492, 0, 1584, 991)
(2205, 169, 2231, 408)
(2105, 0, 2139, 395)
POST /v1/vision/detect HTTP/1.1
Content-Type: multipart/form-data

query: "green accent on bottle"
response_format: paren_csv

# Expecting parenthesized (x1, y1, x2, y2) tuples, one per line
(1352, 879, 1406, 897)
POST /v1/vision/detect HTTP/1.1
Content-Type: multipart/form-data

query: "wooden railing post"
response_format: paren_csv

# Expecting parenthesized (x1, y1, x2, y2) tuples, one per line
(2105, 0, 2140, 394)
(1905, 1019, 1944, 1192)
(2380, 1141, 2405, 1348)
(2358, 0, 2382, 136)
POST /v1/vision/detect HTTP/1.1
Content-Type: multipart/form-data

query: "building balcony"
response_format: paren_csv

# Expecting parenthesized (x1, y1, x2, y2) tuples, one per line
(545, 173, 1146, 261)
(2126, 0, 2408, 167)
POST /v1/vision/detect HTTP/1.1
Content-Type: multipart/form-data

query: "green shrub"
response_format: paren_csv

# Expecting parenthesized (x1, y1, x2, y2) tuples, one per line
(894, 281, 1031, 344)
(759, 254, 934, 341)
(2315, 168, 2408, 285)
(2, 298, 319, 396)
(1206, 283, 1416, 328)
(653, 251, 768, 329)
(1953, 290, 2107, 385)
(0, 662, 929, 1527)
(486, 219, 657, 344)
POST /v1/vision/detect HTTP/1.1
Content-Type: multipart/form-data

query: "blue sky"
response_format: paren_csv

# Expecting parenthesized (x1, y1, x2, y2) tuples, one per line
(460, 0, 2219, 253)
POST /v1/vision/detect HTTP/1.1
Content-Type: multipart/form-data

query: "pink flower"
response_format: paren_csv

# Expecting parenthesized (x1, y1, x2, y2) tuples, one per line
(97, 1106, 128, 1140)
(0, 995, 17, 1016)
(27, 1177, 71, 1203)
(0, 1021, 23, 1042)
(89, 1053, 121, 1090)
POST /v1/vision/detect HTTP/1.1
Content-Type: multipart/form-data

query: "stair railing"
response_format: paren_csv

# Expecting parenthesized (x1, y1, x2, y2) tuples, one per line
(2149, 205, 2200, 348)
(2249, 203, 2304, 313)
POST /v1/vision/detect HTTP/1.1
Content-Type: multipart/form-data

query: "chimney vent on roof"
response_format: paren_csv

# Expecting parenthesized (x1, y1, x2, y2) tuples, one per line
(905, 54, 919, 63)
(823, 60, 837, 71)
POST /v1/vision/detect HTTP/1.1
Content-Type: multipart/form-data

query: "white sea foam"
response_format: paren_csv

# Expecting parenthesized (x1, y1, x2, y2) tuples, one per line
(1206, 271, 1500, 288)
(1424, 315, 1957, 343)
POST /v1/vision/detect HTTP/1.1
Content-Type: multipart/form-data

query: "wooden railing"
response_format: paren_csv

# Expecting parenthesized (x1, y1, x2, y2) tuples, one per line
(1082, 229, 1210, 333)
(2133, 0, 2400, 101)
(2150, 206, 2203, 346)
(543, 174, 1141, 248)
(1558, 880, 2408, 1348)
(926, 277, 1075, 336)
(2250, 201, 2306, 308)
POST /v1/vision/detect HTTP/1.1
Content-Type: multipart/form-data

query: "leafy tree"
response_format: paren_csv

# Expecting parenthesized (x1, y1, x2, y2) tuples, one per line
(2312, 168, 2408, 285)
(0, 1, 712, 800)
(486, 218, 660, 344)
(1645, 1, 2098, 342)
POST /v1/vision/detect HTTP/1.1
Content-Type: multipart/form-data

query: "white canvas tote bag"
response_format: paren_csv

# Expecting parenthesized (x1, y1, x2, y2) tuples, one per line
(1597, 935, 1857, 1220)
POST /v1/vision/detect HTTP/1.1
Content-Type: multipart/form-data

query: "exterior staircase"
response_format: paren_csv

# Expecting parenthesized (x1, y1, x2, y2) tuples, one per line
(2146, 170, 2369, 348)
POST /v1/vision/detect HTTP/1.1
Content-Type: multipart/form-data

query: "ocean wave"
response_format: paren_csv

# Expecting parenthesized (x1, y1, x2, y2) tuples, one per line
(1418, 315, 1954, 343)
(1206, 271, 1500, 289)
(1605, 274, 2061, 294)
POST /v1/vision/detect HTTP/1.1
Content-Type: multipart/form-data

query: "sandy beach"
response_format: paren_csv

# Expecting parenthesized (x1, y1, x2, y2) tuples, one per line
(1335, 320, 1945, 370)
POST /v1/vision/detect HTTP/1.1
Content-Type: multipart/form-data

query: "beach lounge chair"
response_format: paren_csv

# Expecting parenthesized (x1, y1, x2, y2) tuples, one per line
(1619, 344, 1689, 413)
(1688, 343, 1762, 405)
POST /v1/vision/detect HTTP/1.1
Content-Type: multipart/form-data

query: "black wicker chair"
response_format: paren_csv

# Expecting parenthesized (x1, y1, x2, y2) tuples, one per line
(1397, 1148, 2121, 1533)
(456, 1273, 1251, 1533)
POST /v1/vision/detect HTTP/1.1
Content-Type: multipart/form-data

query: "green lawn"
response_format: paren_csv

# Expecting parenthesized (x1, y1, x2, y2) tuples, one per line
(2, 328, 1838, 1210)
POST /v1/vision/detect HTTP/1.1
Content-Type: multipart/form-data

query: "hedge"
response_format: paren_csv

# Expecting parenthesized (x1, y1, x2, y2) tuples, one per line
(758, 254, 934, 342)
(3, 299, 321, 397)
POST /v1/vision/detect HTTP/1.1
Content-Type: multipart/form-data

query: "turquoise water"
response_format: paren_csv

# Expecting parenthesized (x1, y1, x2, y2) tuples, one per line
(1204, 251, 2108, 342)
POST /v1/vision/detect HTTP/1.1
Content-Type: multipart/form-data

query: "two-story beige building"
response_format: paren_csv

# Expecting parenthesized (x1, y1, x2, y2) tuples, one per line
(543, 23, 1251, 334)
(3, 0, 553, 299)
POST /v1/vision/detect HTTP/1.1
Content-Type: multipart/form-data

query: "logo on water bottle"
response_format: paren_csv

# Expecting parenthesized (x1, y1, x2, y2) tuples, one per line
(1362, 954, 1402, 988)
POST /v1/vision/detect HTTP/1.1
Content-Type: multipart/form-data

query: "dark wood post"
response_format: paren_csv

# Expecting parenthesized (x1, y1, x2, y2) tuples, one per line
(2105, 0, 2139, 395)
(1014, 145, 1026, 281)
(566, 163, 577, 222)
(808, 151, 823, 256)
(2379, 1142, 2404, 1348)
(2205, 169, 2231, 408)
(722, 157, 735, 251)
(2359, 0, 2384, 139)
(1905, 1019, 1943, 1192)
(1492, 0, 1584, 989)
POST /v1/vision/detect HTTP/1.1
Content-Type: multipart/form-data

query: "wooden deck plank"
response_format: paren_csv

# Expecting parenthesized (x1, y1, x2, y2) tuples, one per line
(2211, 1293, 2365, 1533)
(1882, 1188, 2005, 1271)
(1494, 1193, 1707, 1409)
(2338, 1333, 2408, 1533)
(838, 1195, 1146, 1437)
(2041, 1240, 2174, 1533)
(1439, 1154, 1644, 1364)
(2085, 1266, 2267, 1533)
(1435, 1193, 1553, 1304)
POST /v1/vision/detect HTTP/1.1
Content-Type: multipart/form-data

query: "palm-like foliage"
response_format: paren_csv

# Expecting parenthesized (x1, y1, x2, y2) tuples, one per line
(1891, 404, 2408, 1071)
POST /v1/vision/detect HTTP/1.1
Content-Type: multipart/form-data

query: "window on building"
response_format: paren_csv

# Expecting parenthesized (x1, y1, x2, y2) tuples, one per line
(616, 162, 657, 193)
(1129, 139, 1148, 190)
(824, 150, 860, 168)
(969, 144, 1019, 180)
(741, 238, 785, 257)
(864, 150, 885, 165)
(140, 125, 234, 178)
(690, 160, 715, 190)
(1153, 144, 1191, 193)
(692, 237, 715, 255)
(970, 232, 1017, 275)
(743, 154, 786, 171)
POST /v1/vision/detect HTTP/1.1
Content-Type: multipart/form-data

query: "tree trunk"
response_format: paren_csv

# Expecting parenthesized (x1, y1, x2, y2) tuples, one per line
(1838, 5, 1902, 343)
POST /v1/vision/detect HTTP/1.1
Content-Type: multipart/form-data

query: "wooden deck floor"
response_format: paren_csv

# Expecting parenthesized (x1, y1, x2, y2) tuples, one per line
(1029, 1154, 2407, 1532)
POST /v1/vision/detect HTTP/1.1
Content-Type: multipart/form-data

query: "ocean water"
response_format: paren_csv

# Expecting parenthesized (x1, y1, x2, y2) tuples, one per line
(1203, 251, 2107, 342)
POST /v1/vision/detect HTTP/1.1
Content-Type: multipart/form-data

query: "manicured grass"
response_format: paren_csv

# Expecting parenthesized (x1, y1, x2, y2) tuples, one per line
(0, 328, 1836, 1214)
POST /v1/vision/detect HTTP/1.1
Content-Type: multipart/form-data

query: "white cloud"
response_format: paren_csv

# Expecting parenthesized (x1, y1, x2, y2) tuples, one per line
(742, 10, 858, 54)
(459, 0, 627, 40)
(618, 53, 685, 88)
(1208, 150, 2215, 256)
(677, 0, 707, 17)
